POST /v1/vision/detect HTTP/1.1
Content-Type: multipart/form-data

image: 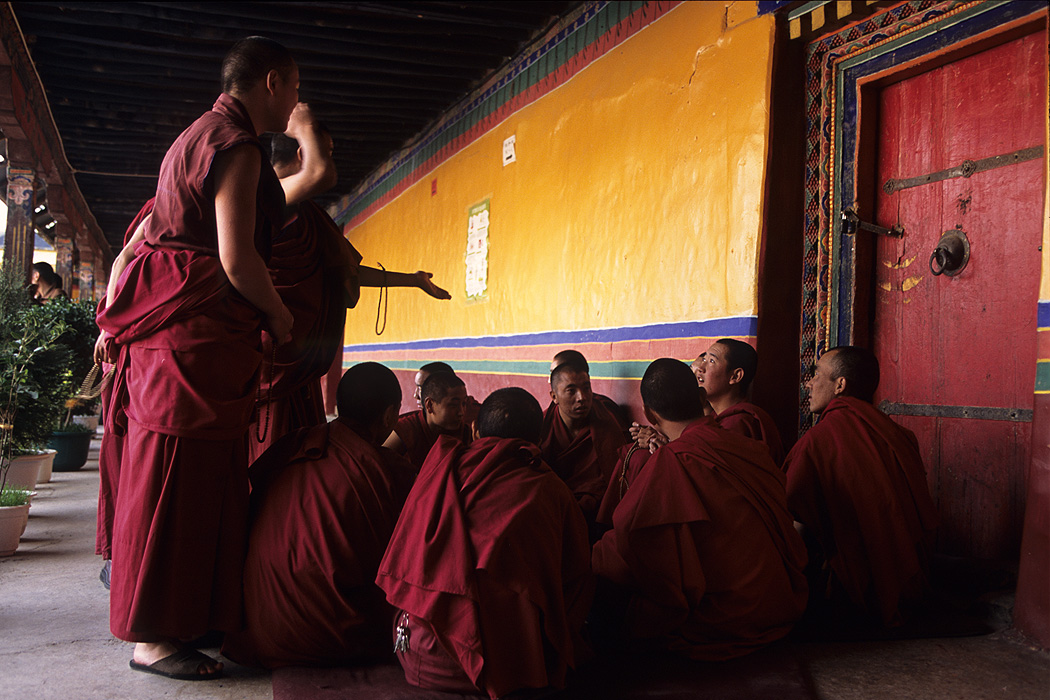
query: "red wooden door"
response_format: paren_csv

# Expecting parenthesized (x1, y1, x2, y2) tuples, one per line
(872, 30, 1046, 560)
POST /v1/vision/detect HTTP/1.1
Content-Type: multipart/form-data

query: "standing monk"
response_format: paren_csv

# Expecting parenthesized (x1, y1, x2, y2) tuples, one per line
(96, 37, 298, 680)
(593, 359, 808, 659)
(784, 346, 938, 627)
(693, 338, 785, 465)
(249, 125, 450, 461)
(541, 359, 627, 523)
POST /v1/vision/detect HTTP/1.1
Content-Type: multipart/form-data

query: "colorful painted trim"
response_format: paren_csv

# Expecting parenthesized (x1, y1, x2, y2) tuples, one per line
(800, 0, 1044, 432)
(1036, 301, 1050, 393)
(332, 1, 682, 229)
(341, 315, 758, 381)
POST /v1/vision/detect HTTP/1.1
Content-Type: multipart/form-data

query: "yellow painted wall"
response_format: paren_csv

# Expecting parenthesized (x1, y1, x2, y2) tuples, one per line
(342, 2, 775, 344)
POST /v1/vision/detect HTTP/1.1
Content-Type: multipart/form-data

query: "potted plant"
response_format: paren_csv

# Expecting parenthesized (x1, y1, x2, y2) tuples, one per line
(47, 368, 103, 472)
(0, 265, 65, 554)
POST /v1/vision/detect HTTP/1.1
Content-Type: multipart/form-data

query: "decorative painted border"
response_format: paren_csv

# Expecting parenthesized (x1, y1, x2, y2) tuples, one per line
(342, 315, 758, 381)
(332, 0, 682, 229)
(1037, 301, 1050, 393)
(800, 0, 1044, 431)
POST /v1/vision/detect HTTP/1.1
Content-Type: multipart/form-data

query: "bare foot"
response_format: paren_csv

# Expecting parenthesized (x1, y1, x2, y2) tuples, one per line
(133, 641, 223, 677)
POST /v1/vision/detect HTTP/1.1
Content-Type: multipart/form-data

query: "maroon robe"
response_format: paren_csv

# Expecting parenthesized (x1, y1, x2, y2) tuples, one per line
(377, 435, 592, 700)
(223, 419, 415, 668)
(717, 401, 786, 466)
(539, 400, 627, 521)
(593, 418, 808, 660)
(393, 409, 472, 472)
(784, 396, 938, 626)
(95, 197, 155, 560)
(97, 93, 284, 642)
(248, 201, 362, 463)
(595, 443, 652, 526)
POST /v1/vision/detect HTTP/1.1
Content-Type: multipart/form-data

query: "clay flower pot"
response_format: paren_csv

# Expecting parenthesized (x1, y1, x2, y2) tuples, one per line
(0, 502, 30, 556)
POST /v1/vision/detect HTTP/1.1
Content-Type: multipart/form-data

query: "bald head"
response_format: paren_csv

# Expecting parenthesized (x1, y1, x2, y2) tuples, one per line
(336, 362, 401, 427)
(551, 349, 589, 374)
(715, 338, 758, 391)
(641, 358, 705, 423)
(827, 346, 880, 401)
(476, 388, 544, 443)
(222, 36, 294, 95)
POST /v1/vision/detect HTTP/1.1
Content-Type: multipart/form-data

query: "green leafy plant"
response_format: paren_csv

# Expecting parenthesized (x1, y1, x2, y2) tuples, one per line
(0, 487, 30, 507)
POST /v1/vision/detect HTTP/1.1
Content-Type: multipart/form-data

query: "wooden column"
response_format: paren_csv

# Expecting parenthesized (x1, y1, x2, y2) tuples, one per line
(76, 244, 95, 301)
(52, 223, 74, 295)
(3, 153, 35, 278)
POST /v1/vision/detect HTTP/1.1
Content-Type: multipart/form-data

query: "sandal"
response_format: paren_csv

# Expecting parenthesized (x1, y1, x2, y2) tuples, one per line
(129, 647, 224, 681)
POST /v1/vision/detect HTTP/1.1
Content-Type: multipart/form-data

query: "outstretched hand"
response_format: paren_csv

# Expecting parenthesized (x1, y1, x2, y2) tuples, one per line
(415, 271, 451, 300)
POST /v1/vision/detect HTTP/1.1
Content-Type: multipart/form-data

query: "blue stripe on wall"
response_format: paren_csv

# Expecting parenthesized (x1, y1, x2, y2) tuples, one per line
(343, 316, 758, 353)
(1038, 300, 1050, 328)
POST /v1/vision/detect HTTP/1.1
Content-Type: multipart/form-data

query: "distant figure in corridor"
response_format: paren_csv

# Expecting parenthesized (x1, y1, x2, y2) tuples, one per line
(592, 358, 808, 660)
(377, 387, 592, 699)
(223, 362, 415, 668)
(693, 338, 785, 465)
(784, 346, 938, 628)
(384, 370, 472, 471)
(540, 357, 628, 524)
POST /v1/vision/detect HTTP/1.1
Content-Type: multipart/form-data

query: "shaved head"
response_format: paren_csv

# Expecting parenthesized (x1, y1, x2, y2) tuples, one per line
(551, 349, 589, 374)
(641, 358, 705, 422)
(336, 362, 401, 426)
(826, 346, 880, 402)
(476, 388, 544, 443)
(714, 338, 758, 390)
(222, 36, 294, 94)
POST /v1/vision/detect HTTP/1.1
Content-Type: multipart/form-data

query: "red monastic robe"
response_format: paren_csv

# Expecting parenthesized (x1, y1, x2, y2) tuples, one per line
(717, 401, 786, 466)
(784, 396, 938, 626)
(223, 419, 416, 668)
(247, 201, 362, 462)
(97, 93, 284, 642)
(392, 409, 472, 471)
(596, 443, 652, 526)
(592, 418, 808, 660)
(539, 400, 627, 520)
(377, 435, 593, 700)
(95, 197, 154, 560)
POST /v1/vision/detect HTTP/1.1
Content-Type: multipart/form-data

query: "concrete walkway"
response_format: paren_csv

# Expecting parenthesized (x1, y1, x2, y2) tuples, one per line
(1, 434, 1047, 700)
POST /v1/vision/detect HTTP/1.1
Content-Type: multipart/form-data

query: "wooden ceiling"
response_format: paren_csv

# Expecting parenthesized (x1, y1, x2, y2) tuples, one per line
(11, 1, 580, 253)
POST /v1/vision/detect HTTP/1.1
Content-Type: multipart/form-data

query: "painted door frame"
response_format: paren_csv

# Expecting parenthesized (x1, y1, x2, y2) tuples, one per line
(800, 0, 1049, 644)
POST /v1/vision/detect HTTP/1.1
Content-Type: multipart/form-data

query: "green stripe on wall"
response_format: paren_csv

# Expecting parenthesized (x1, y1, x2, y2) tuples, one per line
(342, 357, 683, 381)
(1036, 361, 1050, 392)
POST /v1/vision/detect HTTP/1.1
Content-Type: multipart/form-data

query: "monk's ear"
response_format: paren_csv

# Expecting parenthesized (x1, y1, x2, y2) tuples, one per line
(265, 69, 280, 96)
(424, 396, 435, 415)
(381, 404, 399, 432)
(643, 405, 659, 428)
(833, 376, 848, 397)
(728, 367, 745, 386)
(549, 387, 557, 404)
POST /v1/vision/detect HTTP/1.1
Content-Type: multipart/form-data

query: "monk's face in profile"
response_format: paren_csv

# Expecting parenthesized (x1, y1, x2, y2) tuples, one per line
(807, 351, 844, 414)
(413, 371, 429, 409)
(690, 353, 706, 384)
(426, 385, 468, 431)
(551, 370, 593, 424)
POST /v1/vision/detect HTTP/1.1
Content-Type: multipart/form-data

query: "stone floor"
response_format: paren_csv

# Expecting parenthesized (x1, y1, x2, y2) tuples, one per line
(0, 435, 1046, 700)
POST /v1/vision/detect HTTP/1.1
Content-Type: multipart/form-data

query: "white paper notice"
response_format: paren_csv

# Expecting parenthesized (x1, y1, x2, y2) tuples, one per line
(466, 200, 489, 301)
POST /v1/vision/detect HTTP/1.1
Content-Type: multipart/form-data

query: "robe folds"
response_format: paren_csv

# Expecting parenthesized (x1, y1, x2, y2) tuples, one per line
(97, 93, 285, 642)
(223, 419, 416, 668)
(595, 443, 652, 526)
(248, 201, 362, 462)
(784, 396, 938, 627)
(377, 435, 593, 700)
(393, 409, 472, 471)
(95, 197, 155, 560)
(717, 401, 785, 467)
(539, 401, 628, 520)
(592, 418, 808, 660)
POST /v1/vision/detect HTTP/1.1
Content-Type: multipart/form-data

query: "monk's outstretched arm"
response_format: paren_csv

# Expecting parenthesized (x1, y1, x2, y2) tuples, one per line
(279, 103, 336, 206)
(357, 266, 451, 300)
(214, 144, 293, 343)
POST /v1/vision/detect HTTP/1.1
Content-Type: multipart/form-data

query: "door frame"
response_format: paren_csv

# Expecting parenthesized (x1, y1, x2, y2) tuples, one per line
(799, 0, 1047, 431)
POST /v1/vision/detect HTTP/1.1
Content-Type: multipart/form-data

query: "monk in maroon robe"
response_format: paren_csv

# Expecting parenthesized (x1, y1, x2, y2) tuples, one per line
(248, 126, 449, 461)
(593, 359, 808, 660)
(95, 197, 155, 582)
(377, 388, 592, 699)
(550, 349, 630, 432)
(693, 338, 785, 465)
(96, 38, 300, 679)
(223, 363, 415, 668)
(384, 371, 471, 471)
(540, 359, 628, 522)
(785, 346, 938, 627)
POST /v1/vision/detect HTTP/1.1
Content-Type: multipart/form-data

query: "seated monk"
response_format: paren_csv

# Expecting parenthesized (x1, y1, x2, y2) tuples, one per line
(222, 362, 416, 668)
(540, 358, 628, 523)
(377, 388, 593, 699)
(412, 361, 480, 425)
(784, 346, 938, 628)
(693, 338, 785, 465)
(551, 349, 629, 431)
(384, 370, 472, 471)
(593, 358, 808, 660)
